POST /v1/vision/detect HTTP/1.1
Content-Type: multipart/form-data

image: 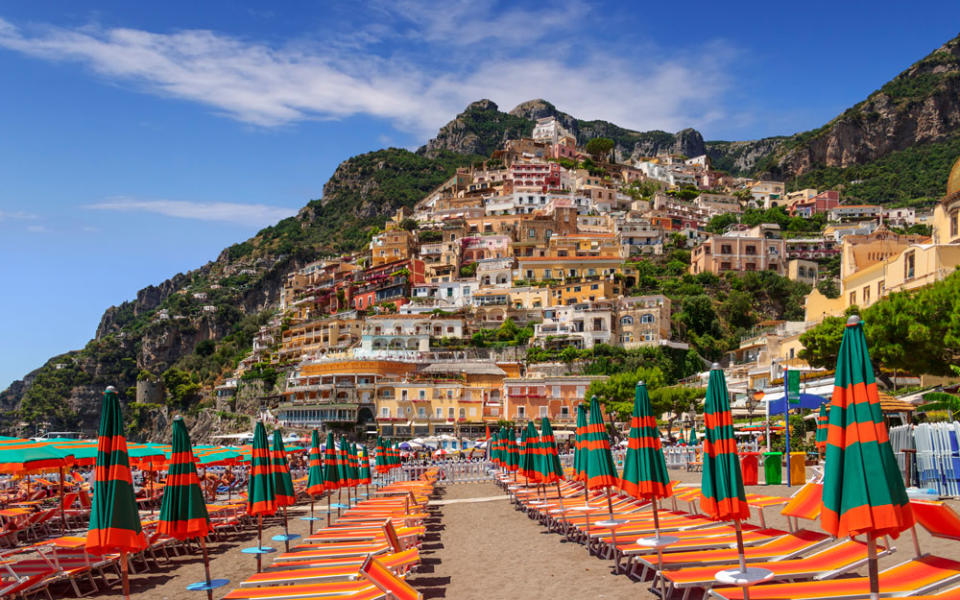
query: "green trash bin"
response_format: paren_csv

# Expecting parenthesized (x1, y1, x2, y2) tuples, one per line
(763, 452, 783, 485)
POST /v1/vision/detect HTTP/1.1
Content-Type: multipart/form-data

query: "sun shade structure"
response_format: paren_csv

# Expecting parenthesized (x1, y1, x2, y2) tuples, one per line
(306, 430, 326, 497)
(816, 403, 829, 453)
(520, 422, 538, 481)
(247, 421, 277, 573)
(573, 403, 588, 482)
(86, 387, 146, 600)
(537, 418, 564, 484)
(358, 445, 372, 485)
(822, 315, 915, 600)
(620, 382, 671, 500)
(158, 417, 223, 600)
(583, 396, 618, 490)
(374, 437, 388, 475)
(271, 431, 296, 508)
(689, 423, 698, 446)
(700, 365, 766, 596)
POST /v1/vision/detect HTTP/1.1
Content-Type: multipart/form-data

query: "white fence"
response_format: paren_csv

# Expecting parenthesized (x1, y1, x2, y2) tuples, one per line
(385, 460, 495, 485)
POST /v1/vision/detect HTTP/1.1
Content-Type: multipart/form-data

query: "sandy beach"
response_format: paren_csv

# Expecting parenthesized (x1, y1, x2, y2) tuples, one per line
(95, 468, 960, 600)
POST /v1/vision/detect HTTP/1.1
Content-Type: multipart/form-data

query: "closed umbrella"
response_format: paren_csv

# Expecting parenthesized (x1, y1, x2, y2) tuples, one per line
(246, 421, 277, 572)
(158, 416, 224, 600)
(815, 403, 829, 458)
(573, 404, 588, 482)
(689, 424, 698, 447)
(701, 365, 766, 596)
(270, 431, 296, 551)
(358, 444, 372, 499)
(582, 397, 622, 565)
(619, 382, 674, 596)
(374, 437, 388, 475)
(822, 316, 914, 600)
(305, 430, 325, 534)
(85, 387, 146, 600)
(539, 417, 567, 517)
(322, 432, 342, 523)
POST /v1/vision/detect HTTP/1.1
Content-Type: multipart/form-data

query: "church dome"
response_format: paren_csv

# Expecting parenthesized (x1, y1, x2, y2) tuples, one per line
(947, 155, 960, 199)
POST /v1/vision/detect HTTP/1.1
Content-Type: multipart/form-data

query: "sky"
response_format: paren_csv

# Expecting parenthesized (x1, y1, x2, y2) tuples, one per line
(1, 0, 958, 389)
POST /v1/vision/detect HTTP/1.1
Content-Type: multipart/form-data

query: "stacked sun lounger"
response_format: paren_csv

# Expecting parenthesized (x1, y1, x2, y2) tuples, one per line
(221, 470, 438, 600)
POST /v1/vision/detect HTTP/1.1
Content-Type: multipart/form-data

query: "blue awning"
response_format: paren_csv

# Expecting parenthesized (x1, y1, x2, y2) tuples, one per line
(766, 392, 828, 415)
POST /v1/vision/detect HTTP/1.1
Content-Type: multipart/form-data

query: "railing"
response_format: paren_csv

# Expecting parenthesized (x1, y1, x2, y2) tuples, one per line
(386, 460, 495, 484)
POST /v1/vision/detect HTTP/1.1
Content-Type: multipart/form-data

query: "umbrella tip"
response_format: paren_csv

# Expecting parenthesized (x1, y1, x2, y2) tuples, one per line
(105, 385, 117, 393)
(637, 380, 644, 387)
(173, 415, 183, 421)
(846, 314, 861, 327)
(711, 362, 721, 370)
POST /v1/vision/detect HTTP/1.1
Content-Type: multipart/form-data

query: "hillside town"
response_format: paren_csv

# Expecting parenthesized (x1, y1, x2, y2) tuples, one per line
(171, 116, 960, 445)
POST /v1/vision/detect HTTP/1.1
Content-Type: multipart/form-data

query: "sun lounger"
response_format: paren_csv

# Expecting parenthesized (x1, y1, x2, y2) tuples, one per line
(709, 555, 960, 600)
(242, 549, 418, 586)
(359, 555, 421, 600)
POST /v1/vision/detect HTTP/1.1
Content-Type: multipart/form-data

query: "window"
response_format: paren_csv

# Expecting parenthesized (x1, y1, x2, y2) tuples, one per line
(418, 407, 426, 418)
(720, 262, 732, 270)
(539, 406, 548, 417)
(543, 269, 552, 279)
(419, 390, 425, 400)
(459, 408, 466, 419)
(849, 291, 857, 305)
(435, 407, 442, 418)
(905, 251, 916, 280)
(641, 314, 654, 324)
(381, 407, 390, 418)
(469, 407, 477, 417)
(620, 316, 634, 325)
(560, 406, 570, 418)
(863, 286, 871, 305)
(952, 210, 958, 238)
(576, 385, 585, 397)
(448, 407, 455, 419)
(406, 407, 412, 415)
(517, 406, 525, 418)
(552, 385, 561, 397)
(528, 229, 536, 238)
(720, 244, 732, 254)
(878, 280, 885, 297)
(745, 245, 757, 255)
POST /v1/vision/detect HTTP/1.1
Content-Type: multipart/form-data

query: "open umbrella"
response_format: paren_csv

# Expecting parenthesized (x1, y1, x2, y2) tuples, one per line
(246, 421, 277, 573)
(700, 365, 765, 596)
(822, 315, 914, 600)
(86, 387, 146, 600)
(271, 431, 296, 551)
(573, 403, 588, 483)
(305, 430, 326, 534)
(158, 417, 225, 600)
(619, 382, 674, 596)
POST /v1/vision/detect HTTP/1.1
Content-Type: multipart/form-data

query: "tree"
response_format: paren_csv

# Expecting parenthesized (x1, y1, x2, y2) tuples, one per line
(798, 315, 847, 369)
(816, 278, 840, 299)
(706, 213, 738, 234)
(585, 137, 615, 162)
(586, 366, 668, 419)
(720, 290, 756, 331)
(677, 294, 722, 338)
(161, 367, 201, 411)
(399, 218, 418, 231)
(194, 339, 216, 357)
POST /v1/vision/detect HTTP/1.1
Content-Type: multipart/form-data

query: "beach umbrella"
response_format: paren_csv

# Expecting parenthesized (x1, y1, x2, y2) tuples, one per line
(538, 418, 564, 485)
(688, 424, 697, 446)
(583, 397, 619, 491)
(700, 365, 760, 590)
(358, 445, 372, 486)
(271, 431, 296, 551)
(521, 421, 540, 482)
(815, 403, 829, 456)
(246, 421, 277, 572)
(305, 430, 325, 534)
(573, 404, 588, 482)
(157, 417, 224, 600)
(322, 432, 341, 523)
(86, 387, 146, 600)
(822, 315, 914, 600)
(619, 382, 673, 595)
(374, 437, 388, 475)
(505, 427, 519, 476)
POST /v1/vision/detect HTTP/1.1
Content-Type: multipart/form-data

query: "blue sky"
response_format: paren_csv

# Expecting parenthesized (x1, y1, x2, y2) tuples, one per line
(1, 1, 958, 389)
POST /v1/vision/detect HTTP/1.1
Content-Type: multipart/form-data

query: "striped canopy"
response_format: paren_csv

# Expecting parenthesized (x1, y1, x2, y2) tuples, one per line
(620, 382, 672, 500)
(537, 418, 564, 484)
(322, 432, 341, 491)
(358, 445, 372, 485)
(246, 421, 278, 516)
(157, 416, 210, 540)
(821, 316, 914, 539)
(520, 422, 539, 481)
(700, 367, 750, 521)
(271, 430, 296, 507)
(86, 387, 147, 554)
(815, 403, 829, 451)
(374, 437, 388, 474)
(688, 424, 698, 446)
(306, 430, 326, 497)
(573, 404, 588, 482)
(348, 441, 360, 486)
(583, 397, 619, 490)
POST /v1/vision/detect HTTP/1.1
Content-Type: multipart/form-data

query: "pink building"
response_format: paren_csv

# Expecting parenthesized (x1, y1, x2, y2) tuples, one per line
(789, 190, 840, 217)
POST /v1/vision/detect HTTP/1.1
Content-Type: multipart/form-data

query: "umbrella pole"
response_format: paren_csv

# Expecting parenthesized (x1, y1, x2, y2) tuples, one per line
(337, 488, 343, 517)
(605, 491, 620, 574)
(309, 498, 315, 535)
(282, 506, 291, 552)
(199, 537, 214, 600)
(734, 519, 751, 600)
(555, 481, 567, 533)
(652, 497, 668, 600)
(121, 550, 131, 600)
(150, 469, 155, 516)
(58, 466, 66, 534)
(256, 514, 263, 573)
(867, 536, 880, 600)
(327, 492, 332, 527)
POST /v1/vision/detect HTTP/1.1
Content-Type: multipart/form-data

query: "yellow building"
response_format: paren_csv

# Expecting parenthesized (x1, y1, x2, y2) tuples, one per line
(278, 316, 364, 362)
(516, 256, 624, 283)
(549, 279, 621, 306)
(805, 156, 960, 322)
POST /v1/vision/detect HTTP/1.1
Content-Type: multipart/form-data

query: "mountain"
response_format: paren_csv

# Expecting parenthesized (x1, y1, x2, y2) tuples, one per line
(7, 32, 960, 436)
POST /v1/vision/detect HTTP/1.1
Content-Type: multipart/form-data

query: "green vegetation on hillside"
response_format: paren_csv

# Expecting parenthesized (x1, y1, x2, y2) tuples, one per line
(788, 136, 960, 205)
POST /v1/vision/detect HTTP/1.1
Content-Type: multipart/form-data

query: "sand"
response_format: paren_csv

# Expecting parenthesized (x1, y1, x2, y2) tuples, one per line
(72, 470, 960, 599)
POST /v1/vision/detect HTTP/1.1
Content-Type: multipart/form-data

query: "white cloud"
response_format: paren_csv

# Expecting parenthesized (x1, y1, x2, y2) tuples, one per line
(86, 198, 297, 227)
(0, 8, 734, 137)
(0, 210, 39, 221)
(25, 224, 49, 233)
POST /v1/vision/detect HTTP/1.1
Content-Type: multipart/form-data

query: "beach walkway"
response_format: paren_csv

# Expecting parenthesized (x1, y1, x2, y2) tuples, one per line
(407, 482, 642, 600)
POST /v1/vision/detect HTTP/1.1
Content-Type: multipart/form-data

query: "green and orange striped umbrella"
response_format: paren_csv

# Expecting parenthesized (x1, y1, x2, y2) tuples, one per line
(506, 428, 519, 473)
(822, 316, 914, 599)
(86, 387, 146, 600)
(815, 403, 829, 452)
(389, 439, 400, 470)
(620, 382, 672, 500)
(322, 432, 341, 491)
(537, 418, 564, 485)
(520, 422, 539, 481)
(157, 416, 210, 540)
(270, 431, 296, 508)
(374, 437, 388, 475)
(306, 430, 326, 497)
(247, 421, 277, 517)
(349, 441, 360, 486)
(573, 403, 588, 482)
(700, 366, 750, 521)
(583, 397, 618, 490)
(358, 445, 372, 485)
(86, 387, 146, 554)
